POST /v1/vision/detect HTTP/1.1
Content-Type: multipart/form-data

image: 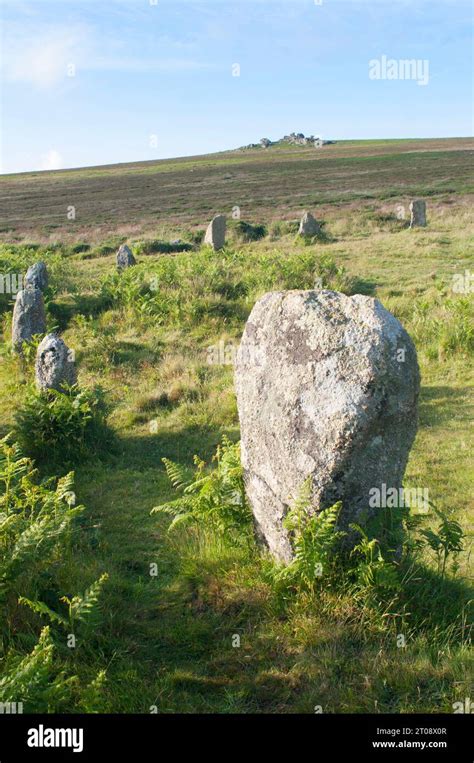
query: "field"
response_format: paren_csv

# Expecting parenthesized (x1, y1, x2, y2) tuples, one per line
(0, 138, 472, 713)
(1, 137, 473, 244)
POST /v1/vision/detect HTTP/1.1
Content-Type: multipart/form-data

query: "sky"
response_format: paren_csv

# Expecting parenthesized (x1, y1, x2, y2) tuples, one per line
(0, 0, 472, 174)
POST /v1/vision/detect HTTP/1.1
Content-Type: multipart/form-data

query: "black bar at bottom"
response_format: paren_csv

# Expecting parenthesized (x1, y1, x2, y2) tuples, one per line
(0, 713, 471, 761)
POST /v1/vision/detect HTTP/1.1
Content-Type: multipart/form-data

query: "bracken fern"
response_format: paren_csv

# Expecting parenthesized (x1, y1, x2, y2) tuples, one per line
(274, 478, 345, 591)
(152, 437, 252, 537)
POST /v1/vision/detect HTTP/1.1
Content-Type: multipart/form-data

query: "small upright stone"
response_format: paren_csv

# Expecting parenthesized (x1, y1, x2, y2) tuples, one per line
(116, 245, 136, 270)
(298, 211, 321, 237)
(35, 333, 77, 392)
(409, 200, 427, 228)
(204, 215, 226, 251)
(25, 261, 48, 291)
(12, 289, 46, 350)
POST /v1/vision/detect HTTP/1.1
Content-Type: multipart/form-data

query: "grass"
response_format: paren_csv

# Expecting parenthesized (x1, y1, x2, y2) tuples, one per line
(0, 138, 472, 245)
(0, 141, 472, 713)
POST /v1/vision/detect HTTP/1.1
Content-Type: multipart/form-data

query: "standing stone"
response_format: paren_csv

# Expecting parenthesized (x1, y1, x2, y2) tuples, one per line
(204, 215, 226, 251)
(235, 290, 420, 563)
(12, 289, 46, 350)
(25, 261, 48, 291)
(409, 200, 427, 228)
(116, 245, 136, 270)
(298, 211, 321, 237)
(35, 333, 77, 392)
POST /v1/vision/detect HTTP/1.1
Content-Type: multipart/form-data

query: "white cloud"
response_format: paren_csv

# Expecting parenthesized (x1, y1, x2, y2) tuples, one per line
(2, 23, 91, 89)
(39, 149, 63, 171)
(1, 19, 210, 91)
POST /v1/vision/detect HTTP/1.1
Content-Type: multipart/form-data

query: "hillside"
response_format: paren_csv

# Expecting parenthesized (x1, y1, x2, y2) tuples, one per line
(0, 137, 472, 714)
(1, 138, 473, 244)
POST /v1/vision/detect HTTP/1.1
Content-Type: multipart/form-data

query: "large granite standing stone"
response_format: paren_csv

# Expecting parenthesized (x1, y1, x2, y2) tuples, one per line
(298, 211, 321, 237)
(35, 333, 77, 392)
(409, 200, 427, 228)
(235, 290, 420, 563)
(12, 289, 46, 350)
(204, 215, 226, 250)
(25, 261, 48, 291)
(116, 245, 136, 270)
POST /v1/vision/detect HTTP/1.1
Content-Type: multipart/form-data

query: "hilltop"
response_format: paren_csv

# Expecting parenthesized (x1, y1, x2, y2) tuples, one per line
(239, 132, 335, 149)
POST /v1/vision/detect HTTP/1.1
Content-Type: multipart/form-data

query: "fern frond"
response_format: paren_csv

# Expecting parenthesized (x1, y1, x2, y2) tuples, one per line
(18, 596, 69, 627)
(151, 497, 196, 516)
(0, 626, 54, 702)
(79, 670, 107, 713)
(70, 573, 108, 624)
(162, 458, 190, 491)
(153, 439, 251, 538)
(56, 472, 77, 502)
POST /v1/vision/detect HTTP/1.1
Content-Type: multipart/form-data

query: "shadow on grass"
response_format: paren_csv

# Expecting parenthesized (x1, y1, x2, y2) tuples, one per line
(400, 560, 473, 635)
(73, 292, 113, 316)
(108, 426, 239, 470)
(97, 531, 472, 712)
(351, 276, 377, 296)
(62, 420, 472, 712)
(419, 385, 471, 427)
(110, 340, 163, 367)
(47, 293, 112, 330)
(139, 240, 194, 255)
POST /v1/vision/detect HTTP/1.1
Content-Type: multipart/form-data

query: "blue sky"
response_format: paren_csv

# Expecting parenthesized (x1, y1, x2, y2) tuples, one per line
(0, 0, 472, 173)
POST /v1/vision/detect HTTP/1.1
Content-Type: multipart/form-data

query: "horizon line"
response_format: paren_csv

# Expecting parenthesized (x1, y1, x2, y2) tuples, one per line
(1, 135, 472, 179)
